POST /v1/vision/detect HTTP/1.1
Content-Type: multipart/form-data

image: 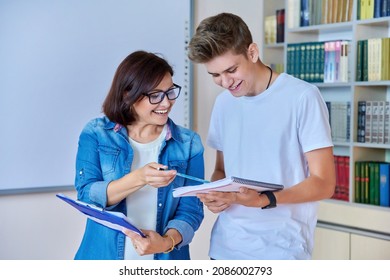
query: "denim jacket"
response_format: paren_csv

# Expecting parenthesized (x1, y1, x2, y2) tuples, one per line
(74, 116, 204, 260)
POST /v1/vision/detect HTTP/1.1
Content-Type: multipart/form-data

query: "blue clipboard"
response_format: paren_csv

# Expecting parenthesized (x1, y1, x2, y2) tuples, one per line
(56, 193, 145, 237)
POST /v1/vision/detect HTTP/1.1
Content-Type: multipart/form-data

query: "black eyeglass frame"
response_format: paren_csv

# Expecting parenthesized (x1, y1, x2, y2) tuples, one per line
(142, 83, 182, 104)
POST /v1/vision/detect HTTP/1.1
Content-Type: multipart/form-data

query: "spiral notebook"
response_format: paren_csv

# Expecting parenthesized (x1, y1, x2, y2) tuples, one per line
(56, 193, 145, 237)
(172, 176, 283, 197)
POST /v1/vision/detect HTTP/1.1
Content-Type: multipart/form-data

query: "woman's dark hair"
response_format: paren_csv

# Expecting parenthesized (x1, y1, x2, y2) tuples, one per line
(102, 50, 173, 125)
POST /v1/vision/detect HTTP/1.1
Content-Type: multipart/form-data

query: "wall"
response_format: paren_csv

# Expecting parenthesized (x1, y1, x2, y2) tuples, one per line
(0, 0, 263, 260)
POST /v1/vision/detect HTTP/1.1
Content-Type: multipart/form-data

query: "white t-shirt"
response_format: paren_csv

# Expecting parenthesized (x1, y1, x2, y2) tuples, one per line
(207, 73, 333, 260)
(124, 125, 167, 260)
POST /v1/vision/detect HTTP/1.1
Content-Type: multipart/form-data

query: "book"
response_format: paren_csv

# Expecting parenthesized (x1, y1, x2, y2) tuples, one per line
(379, 162, 390, 207)
(377, 101, 385, 143)
(371, 100, 379, 143)
(365, 100, 373, 143)
(356, 40, 363, 81)
(384, 101, 390, 143)
(276, 9, 285, 43)
(264, 15, 277, 44)
(56, 193, 145, 237)
(300, 0, 310, 26)
(357, 100, 366, 143)
(355, 161, 362, 203)
(172, 176, 284, 197)
(362, 161, 370, 204)
(287, 0, 301, 28)
(369, 162, 380, 205)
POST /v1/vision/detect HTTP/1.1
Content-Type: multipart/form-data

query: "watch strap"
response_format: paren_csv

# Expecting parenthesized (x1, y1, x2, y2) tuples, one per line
(261, 191, 277, 209)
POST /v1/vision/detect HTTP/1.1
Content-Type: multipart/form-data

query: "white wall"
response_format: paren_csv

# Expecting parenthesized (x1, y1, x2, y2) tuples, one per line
(0, 190, 85, 259)
(0, 0, 263, 260)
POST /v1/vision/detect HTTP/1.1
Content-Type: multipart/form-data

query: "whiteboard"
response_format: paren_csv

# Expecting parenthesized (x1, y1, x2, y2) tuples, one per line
(0, 0, 193, 193)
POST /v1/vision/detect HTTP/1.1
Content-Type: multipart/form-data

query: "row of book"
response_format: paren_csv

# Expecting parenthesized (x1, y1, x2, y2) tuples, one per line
(357, 100, 390, 144)
(287, 0, 354, 28)
(356, 37, 390, 82)
(358, 0, 390, 20)
(333, 155, 350, 201)
(355, 161, 390, 207)
(287, 40, 351, 83)
(264, 9, 285, 44)
(326, 101, 351, 143)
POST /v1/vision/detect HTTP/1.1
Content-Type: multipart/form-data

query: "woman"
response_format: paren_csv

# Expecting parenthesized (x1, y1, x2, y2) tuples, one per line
(74, 51, 204, 260)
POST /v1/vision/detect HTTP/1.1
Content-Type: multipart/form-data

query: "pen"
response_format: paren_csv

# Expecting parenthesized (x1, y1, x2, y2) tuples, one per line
(157, 167, 209, 183)
(175, 172, 210, 184)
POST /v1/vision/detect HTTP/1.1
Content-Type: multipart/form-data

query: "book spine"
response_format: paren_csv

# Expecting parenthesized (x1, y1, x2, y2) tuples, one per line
(287, 0, 295, 28)
(367, 0, 375, 19)
(384, 101, 390, 144)
(355, 161, 362, 203)
(362, 39, 369, 81)
(372, 162, 380, 205)
(335, 40, 342, 82)
(374, 0, 382, 17)
(358, 100, 366, 143)
(356, 40, 363, 81)
(363, 161, 370, 204)
(381, 0, 387, 16)
(378, 101, 385, 144)
(365, 100, 373, 143)
(379, 163, 390, 207)
(371, 100, 379, 143)
(345, 156, 350, 201)
(301, 0, 310, 26)
(276, 9, 285, 43)
(300, 43, 307, 81)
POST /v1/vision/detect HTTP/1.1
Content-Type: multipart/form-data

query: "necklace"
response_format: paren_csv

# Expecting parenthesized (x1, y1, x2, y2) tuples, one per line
(265, 65, 273, 90)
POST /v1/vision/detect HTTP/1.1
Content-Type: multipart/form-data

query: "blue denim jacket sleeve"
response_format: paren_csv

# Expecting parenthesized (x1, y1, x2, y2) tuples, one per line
(163, 133, 204, 248)
(74, 119, 110, 207)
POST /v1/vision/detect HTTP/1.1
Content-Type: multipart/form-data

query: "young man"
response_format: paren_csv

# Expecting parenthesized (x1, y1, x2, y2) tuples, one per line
(188, 13, 335, 260)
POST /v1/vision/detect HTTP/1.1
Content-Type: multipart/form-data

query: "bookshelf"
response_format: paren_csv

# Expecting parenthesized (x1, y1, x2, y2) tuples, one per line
(262, 0, 390, 259)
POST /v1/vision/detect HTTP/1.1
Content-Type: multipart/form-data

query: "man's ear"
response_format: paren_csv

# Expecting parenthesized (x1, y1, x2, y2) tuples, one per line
(247, 43, 259, 63)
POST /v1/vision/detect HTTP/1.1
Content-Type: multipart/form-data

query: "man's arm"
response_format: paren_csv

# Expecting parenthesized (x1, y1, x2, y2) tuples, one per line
(198, 147, 336, 212)
(211, 150, 226, 182)
(272, 146, 336, 205)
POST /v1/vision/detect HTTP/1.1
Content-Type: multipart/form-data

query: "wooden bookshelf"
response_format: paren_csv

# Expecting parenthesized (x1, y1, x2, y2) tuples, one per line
(261, 0, 390, 259)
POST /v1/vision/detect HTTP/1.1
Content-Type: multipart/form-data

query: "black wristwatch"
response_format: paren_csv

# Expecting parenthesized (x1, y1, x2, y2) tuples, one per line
(261, 191, 277, 209)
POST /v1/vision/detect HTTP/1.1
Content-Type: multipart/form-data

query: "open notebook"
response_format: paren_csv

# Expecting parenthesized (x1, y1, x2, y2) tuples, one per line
(172, 176, 283, 197)
(56, 193, 145, 237)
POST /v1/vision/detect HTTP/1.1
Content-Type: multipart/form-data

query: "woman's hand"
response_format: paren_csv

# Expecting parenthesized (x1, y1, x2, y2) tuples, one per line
(107, 162, 176, 205)
(136, 163, 176, 188)
(122, 229, 177, 256)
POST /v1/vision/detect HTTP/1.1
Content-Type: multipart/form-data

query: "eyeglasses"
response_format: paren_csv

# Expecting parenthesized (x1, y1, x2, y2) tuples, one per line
(142, 84, 181, 104)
